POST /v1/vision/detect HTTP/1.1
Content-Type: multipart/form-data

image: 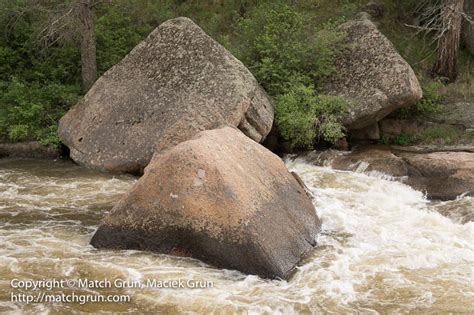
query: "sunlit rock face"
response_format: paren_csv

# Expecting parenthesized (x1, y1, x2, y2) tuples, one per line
(59, 17, 273, 174)
(91, 127, 321, 279)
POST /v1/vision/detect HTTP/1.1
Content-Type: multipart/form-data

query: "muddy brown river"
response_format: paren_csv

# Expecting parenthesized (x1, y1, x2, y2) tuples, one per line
(0, 158, 473, 314)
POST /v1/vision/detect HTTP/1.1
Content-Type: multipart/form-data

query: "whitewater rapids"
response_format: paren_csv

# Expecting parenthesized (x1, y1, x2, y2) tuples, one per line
(0, 158, 472, 314)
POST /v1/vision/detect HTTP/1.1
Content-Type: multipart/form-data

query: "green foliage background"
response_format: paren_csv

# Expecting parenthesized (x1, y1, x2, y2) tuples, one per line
(0, 0, 472, 148)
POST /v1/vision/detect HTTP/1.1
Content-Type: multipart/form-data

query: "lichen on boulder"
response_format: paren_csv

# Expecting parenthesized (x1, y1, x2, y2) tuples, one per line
(59, 17, 273, 174)
(325, 15, 422, 130)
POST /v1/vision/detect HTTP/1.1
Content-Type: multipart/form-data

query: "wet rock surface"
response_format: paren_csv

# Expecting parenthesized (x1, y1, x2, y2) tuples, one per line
(301, 145, 474, 200)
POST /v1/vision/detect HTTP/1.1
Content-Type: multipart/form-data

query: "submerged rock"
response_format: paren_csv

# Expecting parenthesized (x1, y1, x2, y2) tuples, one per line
(91, 127, 321, 279)
(59, 17, 273, 174)
(302, 145, 474, 200)
(325, 16, 422, 130)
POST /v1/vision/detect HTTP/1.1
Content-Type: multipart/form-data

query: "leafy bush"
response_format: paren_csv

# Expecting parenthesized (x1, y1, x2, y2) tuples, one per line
(419, 126, 468, 144)
(0, 2, 81, 146)
(389, 133, 416, 146)
(275, 81, 347, 149)
(233, 1, 347, 147)
(234, 1, 345, 96)
(0, 78, 80, 146)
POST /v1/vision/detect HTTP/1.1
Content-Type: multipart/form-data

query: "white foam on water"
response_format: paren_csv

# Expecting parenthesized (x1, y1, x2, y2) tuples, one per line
(0, 159, 473, 314)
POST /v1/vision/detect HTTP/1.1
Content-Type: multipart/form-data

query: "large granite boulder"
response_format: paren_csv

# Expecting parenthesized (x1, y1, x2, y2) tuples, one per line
(325, 15, 422, 130)
(91, 127, 321, 279)
(59, 17, 273, 174)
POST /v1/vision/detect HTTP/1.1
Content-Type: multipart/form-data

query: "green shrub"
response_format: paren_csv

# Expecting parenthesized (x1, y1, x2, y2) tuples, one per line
(275, 82, 347, 149)
(379, 132, 419, 146)
(0, 77, 80, 146)
(419, 126, 466, 144)
(234, 1, 345, 96)
(233, 1, 347, 148)
(380, 132, 419, 146)
(390, 133, 416, 146)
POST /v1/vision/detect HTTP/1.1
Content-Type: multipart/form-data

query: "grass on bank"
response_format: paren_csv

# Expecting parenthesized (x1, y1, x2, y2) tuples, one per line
(381, 126, 474, 146)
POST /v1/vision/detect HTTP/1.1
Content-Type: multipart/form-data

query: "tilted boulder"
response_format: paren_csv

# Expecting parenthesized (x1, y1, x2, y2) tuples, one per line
(325, 15, 422, 130)
(400, 151, 474, 201)
(59, 17, 273, 174)
(91, 127, 321, 279)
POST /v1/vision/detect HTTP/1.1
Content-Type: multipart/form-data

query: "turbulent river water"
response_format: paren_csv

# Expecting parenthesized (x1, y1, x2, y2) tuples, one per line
(0, 157, 473, 314)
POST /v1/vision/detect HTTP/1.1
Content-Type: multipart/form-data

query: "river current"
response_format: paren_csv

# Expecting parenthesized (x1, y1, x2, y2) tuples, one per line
(0, 157, 472, 314)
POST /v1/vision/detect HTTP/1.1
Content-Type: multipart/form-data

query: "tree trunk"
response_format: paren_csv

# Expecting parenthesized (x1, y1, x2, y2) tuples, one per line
(78, 0, 97, 93)
(395, 0, 406, 21)
(462, 0, 474, 54)
(431, 0, 464, 82)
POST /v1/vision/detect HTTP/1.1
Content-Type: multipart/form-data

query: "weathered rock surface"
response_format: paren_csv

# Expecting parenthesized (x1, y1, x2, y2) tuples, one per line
(400, 151, 474, 201)
(301, 145, 474, 200)
(59, 17, 273, 174)
(390, 144, 474, 153)
(433, 197, 474, 224)
(325, 16, 422, 130)
(302, 145, 408, 177)
(91, 127, 321, 279)
(0, 142, 61, 159)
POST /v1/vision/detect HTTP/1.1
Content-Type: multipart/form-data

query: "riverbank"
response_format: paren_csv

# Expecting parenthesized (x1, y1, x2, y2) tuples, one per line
(0, 142, 61, 159)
